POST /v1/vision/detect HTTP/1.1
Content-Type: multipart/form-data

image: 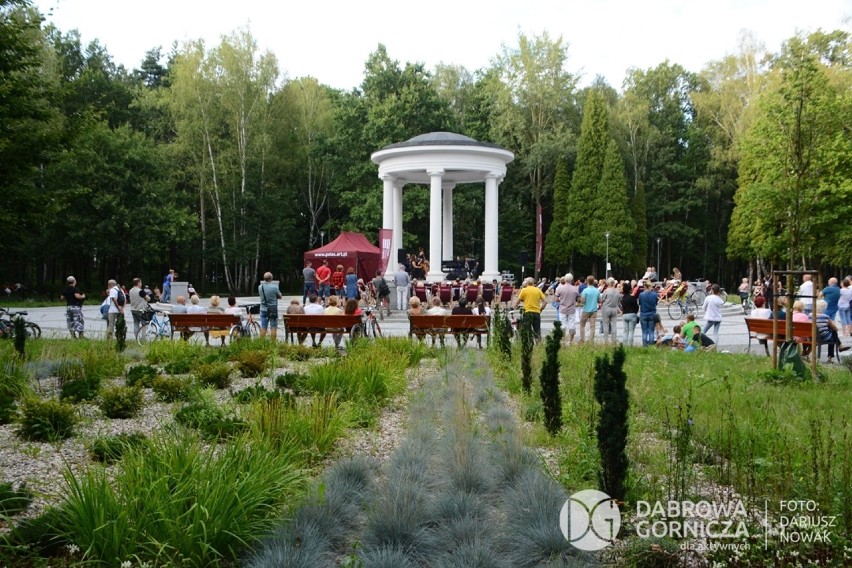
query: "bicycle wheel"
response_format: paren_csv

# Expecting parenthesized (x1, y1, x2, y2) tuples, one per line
(667, 302, 685, 320)
(24, 322, 41, 339)
(229, 325, 243, 342)
(136, 323, 151, 345)
(350, 323, 364, 341)
(370, 318, 383, 338)
(247, 321, 261, 338)
(743, 299, 754, 316)
(691, 290, 706, 306)
(719, 290, 728, 303)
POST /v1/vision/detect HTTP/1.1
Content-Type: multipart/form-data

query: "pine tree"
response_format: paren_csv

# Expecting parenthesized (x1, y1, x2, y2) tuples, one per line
(519, 316, 535, 394)
(593, 346, 630, 501)
(631, 181, 648, 273)
(544, 159, 570, 267)
(593, 140, 635, 269)
(539, 321, 564, 435)
(115, 314, 127, 353)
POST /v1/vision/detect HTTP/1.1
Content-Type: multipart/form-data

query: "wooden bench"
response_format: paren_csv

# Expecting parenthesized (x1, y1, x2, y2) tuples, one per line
(743, 318, 845, 361)
(281, 314, 363, 347)
(168, 313, 241, 343)
(409, 314, 490, 348)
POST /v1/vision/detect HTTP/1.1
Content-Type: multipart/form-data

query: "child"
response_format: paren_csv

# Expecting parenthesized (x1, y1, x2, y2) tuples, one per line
(655, 317, 671, 347)
(684, 325, 702, 352)
(671, 325, 685, 349)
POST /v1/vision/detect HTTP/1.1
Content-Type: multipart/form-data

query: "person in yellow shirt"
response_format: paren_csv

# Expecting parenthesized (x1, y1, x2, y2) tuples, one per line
(514, 277, 547, 339)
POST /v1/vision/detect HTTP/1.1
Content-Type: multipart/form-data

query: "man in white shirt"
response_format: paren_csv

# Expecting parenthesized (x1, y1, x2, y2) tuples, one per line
(303, 295, 325, 314)
(425, 297, 447, 316)
(105, 279, 124, 340)
(554, 274, 580, 345)
(702, 284, 725, 346)
(394, 264, 411, 311)
(798, 274, 814, 316)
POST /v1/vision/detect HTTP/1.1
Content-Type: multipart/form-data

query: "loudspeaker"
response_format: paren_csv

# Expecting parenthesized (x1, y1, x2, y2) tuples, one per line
(397, 248, 407, 264)
(518, 251, 528, 265)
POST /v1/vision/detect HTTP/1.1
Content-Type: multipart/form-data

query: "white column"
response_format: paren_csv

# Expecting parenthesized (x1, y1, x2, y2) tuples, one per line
(482, 173, 501, 283)
(442, 182, 455, 262)
(381, 174, 394, 230)
(387, 181, 404, 280)
(427, 170, 445, 282)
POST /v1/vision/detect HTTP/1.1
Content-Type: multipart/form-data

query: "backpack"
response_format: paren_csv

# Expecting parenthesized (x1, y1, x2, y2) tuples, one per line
(116, 287, 126, 307)
(378, 279, 390, 296)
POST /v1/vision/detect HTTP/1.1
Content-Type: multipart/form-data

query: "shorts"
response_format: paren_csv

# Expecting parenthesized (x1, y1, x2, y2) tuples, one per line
(260, 310, 278, 330)
(559, 311, 577, 331)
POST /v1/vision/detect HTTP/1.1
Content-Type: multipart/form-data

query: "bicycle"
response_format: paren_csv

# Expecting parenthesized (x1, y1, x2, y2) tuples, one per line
(136, 310, 172, 345)
(667, 297, 697, 320)
(352, 306, 382, 340)
(229, 304, 261, 341)
(0, 308, 41, 339)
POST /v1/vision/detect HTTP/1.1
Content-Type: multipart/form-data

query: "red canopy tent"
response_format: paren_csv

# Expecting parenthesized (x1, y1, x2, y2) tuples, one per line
(304, 232, 381, 283)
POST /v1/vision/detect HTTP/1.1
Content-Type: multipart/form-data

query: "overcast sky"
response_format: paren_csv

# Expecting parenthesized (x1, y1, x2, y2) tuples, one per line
(33, 0, 851, 90)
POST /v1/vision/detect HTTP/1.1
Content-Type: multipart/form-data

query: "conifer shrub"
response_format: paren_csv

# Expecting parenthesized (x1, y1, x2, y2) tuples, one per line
(492, 306, 513, 358)
(125, 364, 159, 388)
(539, 321, 564, 435)
(593, 345, 630, 501)
(115, 314, 127, 352)
(17, 397, 79, 442)
(14, 315, 26, 358)
(233, 350, 268, 378)
(151, 374, 191, 402)
(518, 315, 535, 393)
(98, 384, 144, 419)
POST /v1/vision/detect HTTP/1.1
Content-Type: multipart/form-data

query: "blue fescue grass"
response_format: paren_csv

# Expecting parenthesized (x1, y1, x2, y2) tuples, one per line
(357, 544, 419, 568)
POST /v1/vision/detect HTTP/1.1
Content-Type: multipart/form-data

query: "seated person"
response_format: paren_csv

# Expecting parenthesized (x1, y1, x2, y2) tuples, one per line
(426, 297, 447, 316)
(171, 295, 188, 314)
(452, 298, 473, 315)
(684, 325, 702, 352)
(670, 325, 684, 349)
(186, 295, 208, 343)
(207, 295, 228, 345)
(324, 295, 344, 350)
(286, 299, 306, 344)
(472, 296, 491, 316)
(408, 296, 424, 316)
(792, 300, 812, 357)
(656, 324, 675, 347)
(303, 295, 325, 346)
(344, 298, 362, 316)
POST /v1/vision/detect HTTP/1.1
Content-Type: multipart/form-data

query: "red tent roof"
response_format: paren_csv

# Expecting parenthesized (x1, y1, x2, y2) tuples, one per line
(304, 231, 380, 282)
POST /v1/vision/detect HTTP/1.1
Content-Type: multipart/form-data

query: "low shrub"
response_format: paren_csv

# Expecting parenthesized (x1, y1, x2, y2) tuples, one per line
(0, 361, 30, 424)
(0, 481, 33, 516)
(59, 375, 100, 402)
(279, 343, 323, 361)
(232, 350, 269, 378)
(163, 359, 192, 375)
(98, 385, 144, 419)
(151, 374, 191, 402)
(275, 371, 307, 394)
(194, 362, 232, 389)
(174, 392, 225, 431)
(16, 397, 78, 442)
(232, 382, 281, 404)
(55, 358, 85, 385)
(125, 364, 159, 388)
(89, 432, 148, 463)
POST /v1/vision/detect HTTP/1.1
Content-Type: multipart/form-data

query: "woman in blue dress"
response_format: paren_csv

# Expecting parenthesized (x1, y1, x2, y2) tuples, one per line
(344, 267, 359, 300)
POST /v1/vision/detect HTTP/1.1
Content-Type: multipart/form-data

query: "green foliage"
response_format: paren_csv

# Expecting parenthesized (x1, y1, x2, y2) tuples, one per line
(13, 316, 26, 357)
(55, 429, 304, 566)
(114, 313, 127, 352)
(0, 481, 33, 517)
(125, 363, 159, 387)
(232, 349, 268, 378)
(544, 158, 571, 266)
(593, 346, 630, 501)
(490, 306, 513, 359)
(279, 343, 323, 361)
(59, 374, 100, 402)
(88, 432, 148, 464)
(194, 362, 232, 389)
(0, 361, 30, 424)
(518, 315, 535, 394)
(232, 382, 282, 404)
(539, 321, 564, 435)
(151, 374, 191, 402)
(16, 397, 79, 442)
(98, 384, 144, 419)
(58, 349, 125, 402)
(275, 371, 307, 394)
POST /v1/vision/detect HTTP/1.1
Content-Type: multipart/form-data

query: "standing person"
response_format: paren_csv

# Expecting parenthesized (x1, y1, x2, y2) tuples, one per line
(371, 271, 391, 315)
(738, 278, 750, 313)
(798, 274, 814, 316)
(63, 276, 86, 338)
(258, 271, 282, 340)
(105, 279, 124, 340)
(331, 264, 345, 297)
(302, 261, 317, 305)
(555, 274, 580, 345)
(394, 264, 411, 311)
(129, 277, 151, 335)
(838, 279, 852, 337)
(620, 282, 639, 347)
(162, 269, 176, 303)
(702, 284, 725, 346)
(819, 277, 841, 323)
(316, 260, 332, 305)
(638, 280, 659, 347)
(343, 267, 359, 301)
(599, 277, 621, 344)
(514, 277, 547, 339)
(578, 275, 601, 344)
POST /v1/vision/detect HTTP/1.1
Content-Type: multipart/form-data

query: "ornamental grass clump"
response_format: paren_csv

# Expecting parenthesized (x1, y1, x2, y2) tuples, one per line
(0, 481, 33, 516)
(98, 384, 144, 419)
(0, 361, 30, 424)
(232, 382, 281, 404)
(194, 361, 233, 389)
(88, 432, 148, 463)
(17, 397, 78, 442)
(56, 429, 304, 566)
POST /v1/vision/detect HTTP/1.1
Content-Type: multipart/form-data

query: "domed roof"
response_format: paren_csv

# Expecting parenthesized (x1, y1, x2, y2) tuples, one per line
(382, 131, 505, 150)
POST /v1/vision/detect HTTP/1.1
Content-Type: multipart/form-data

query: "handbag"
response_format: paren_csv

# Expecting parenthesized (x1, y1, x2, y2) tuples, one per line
(261, 284, 278, 318)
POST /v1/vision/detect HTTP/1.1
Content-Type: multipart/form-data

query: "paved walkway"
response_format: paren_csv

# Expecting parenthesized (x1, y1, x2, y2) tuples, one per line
(10, 298, 851, 357)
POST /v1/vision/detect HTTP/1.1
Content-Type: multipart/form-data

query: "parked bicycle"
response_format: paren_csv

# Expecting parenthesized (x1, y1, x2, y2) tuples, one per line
(0, 307, 41, 339)
(352, 306, 382, 340)
(229, 304, 261, 341)
(667, 296, 698, 320)
(136, 310, 172, 345)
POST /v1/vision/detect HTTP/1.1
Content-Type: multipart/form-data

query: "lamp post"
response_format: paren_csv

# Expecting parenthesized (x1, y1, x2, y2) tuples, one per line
(655, 237, 661, 275)
(605, 231, 611, 278)
(320, 230, 325, 247)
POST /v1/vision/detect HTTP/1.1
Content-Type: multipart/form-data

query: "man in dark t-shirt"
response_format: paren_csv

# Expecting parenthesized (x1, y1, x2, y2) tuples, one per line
(303, 261, 317, 305)
(63, 276, 86, 338)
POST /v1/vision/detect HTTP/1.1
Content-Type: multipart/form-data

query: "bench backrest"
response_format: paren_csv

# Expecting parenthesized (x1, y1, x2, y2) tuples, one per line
(744, 317, 815, 338)
(283, 314, 362, 329)
(409, 314, 490, 330)
(168, 313, 241, 328)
